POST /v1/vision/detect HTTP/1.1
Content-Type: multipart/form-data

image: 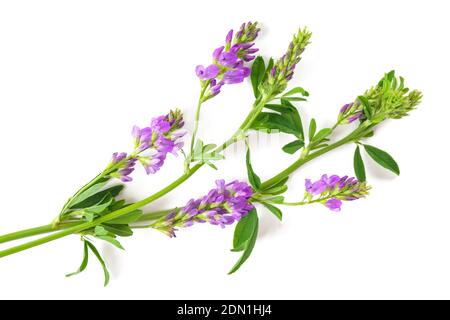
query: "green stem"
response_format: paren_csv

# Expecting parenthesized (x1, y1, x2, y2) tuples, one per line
(0, 221, 82, 244)
(189, 84, 208, 156)
(260, 126, 366, 189)
(0, 164, 203, 258)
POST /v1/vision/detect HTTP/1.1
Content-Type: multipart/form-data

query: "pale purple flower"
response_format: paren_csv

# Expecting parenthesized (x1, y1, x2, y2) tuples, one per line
(111, 109, 185, 182)
(223, 67, 251, 84)
(111, 152, 127, 164)
(195, 64, 220, 80)
(110, 157, 137, 182)
(305, 174, 370, 212)
(325, 198, 342, 212)
(152, 180, 254, 237)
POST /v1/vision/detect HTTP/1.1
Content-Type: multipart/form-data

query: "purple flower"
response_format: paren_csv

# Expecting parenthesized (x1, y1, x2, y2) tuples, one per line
(209, 79, 224, 97)
(348, 112, 363, 123)
(152, 180, 254, 237)
(195, 64, 220, 80)
(196, 22, 260, 100)
(304, 174, 370, 212)
(110, 109, 185, 182)
(111, 152, 127, 164)
(218, 51, 239, 67)
(223, 67, 251, 84)
(225, 30, 233, 46)
(338, 102, 365, 124)
(325, 198, 342, 212)
(340, 103, 353, 114)
(110, 157, 137, 182)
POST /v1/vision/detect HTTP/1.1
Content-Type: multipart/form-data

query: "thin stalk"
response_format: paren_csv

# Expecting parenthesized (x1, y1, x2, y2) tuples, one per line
(189, 84, 208, 157)
(0, 164, 203, 258)
(0, 221, 82, 244)
(260, 126, 367, 189)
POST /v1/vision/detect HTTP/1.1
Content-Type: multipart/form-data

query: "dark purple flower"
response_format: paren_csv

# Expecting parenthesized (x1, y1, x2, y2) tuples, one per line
(152, 180, 254, 237)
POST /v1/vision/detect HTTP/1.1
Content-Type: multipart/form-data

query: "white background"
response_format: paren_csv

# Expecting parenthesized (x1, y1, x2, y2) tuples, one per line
(0, 0, 449, 300)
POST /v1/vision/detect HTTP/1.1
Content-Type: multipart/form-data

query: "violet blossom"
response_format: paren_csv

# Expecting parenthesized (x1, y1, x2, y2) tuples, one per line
(109, 109, 185, 182)
(195, 21, 260, 100)
(304, 174, 370, 212)
(152, 180, 254, 237)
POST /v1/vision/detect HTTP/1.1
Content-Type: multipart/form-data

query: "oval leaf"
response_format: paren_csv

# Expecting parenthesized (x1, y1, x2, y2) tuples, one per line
(282, 140, 305, 154)
(353, 146, 366, 182)
(364, 144, 400, 175)
(251, 56, 265, 98)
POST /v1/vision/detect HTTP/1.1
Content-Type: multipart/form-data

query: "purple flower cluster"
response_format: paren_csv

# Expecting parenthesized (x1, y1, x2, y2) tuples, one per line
(305, 174, 370, 212)
(153, 180, 254, 237)
(195, 22, 260, 100)
(338, 103, 364, 124)
(109, 109, 185, 182)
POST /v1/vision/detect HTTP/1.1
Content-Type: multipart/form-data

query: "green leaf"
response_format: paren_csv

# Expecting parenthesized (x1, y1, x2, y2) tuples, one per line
(66, 241, 89, 277)
(364, 144, 400, 175)
(251, 101, 303, 139)
(69, 180, 109, 208)
(232, 209, 258, 252)
(246, 148, 261, 190)
(279, 99, 304, 139)
(311, 128, 332, 143)
(353, 146, 366, 182)
(358, 96, 372, 119)
(260, 202, 283, 221)
(263, 196, 285, 204)
(203, 144, 217, 153)
(229, 209, 259, 274)
(261, 176, 289, 191)
(261, 185, 288, 196)
(85, 241, 110, 287)
(262, 58, 274, 83)
(281, 96, 307, 102)
(251, 56, 265, 98)
(282, 140, 305, 154)
(107, 210, 143, 225)
(308, 118, 316, 140)
(206, 161, 218, 170)
(96, 235, 125, 250)
(109, 199, 126, 211)
(85, 195, 113, 214)
(282, 87, 309, 97)
(70, 185, 124, 209)
(94, 226, 109, 236)
(103, 224, 133, 237)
